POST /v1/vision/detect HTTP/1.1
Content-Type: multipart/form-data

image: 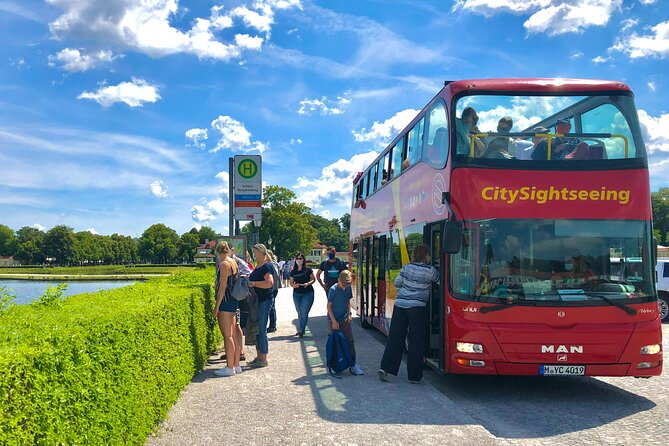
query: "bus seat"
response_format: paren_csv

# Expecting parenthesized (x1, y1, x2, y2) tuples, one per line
(587, 144, 605, 160)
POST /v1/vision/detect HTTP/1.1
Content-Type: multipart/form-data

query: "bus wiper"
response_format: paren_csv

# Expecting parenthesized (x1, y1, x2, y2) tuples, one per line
(585, 293, 637, 316)
(479, 300, 537, 314)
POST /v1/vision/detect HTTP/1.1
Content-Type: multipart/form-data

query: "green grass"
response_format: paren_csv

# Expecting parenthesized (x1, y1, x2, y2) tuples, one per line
(0, 267, 221, 445)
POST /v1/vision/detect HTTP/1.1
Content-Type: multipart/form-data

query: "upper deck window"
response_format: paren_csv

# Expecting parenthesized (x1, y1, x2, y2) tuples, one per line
(454, 93, 645, 162)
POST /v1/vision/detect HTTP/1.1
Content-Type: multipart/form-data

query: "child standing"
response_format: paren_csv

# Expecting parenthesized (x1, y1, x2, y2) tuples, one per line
(327, 270, 364, 375)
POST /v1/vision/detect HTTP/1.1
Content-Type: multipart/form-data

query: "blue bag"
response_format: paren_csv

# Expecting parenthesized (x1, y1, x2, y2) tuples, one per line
(325, 330, 354, 378)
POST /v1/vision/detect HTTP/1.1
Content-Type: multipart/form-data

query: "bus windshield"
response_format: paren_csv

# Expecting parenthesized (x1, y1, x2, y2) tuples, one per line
(453, 93, 645, 161)
(450, 219, 654, 305)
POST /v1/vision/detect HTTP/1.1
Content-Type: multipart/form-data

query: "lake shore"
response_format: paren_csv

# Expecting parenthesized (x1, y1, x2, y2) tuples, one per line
(0, 274, 169, 281)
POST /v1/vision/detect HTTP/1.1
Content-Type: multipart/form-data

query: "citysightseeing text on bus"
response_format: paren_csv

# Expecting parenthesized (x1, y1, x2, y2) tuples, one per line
(481, 186, 630, 205)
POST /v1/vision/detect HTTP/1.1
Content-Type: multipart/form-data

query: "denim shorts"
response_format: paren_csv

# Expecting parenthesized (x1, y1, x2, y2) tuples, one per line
(219, 299, 239, 313)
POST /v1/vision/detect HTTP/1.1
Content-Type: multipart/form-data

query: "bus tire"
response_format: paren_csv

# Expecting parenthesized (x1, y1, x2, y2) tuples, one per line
(658, 292, 669, 322)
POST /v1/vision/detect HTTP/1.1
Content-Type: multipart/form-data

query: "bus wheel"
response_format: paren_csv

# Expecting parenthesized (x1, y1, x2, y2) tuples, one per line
(658, 294, 669, 322)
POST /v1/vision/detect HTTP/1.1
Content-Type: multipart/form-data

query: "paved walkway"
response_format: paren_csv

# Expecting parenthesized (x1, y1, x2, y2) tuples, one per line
(146, 286, 497, 446)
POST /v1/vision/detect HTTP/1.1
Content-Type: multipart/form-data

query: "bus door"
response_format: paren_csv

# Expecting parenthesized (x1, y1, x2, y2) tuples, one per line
(425, 222, 444, 370)
(361, 237, 372, 324)
(376, 236, 387, 325)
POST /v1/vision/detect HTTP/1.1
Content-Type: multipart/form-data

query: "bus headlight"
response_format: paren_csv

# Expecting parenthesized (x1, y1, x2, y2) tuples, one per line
(640, 344, 661, 355)
(456, 342, 483, 353)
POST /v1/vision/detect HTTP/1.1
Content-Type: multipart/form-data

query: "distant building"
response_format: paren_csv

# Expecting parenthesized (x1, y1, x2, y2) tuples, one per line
(659, 245, 669, 258)
(0, 256, 18, 267)
(306, 242, 326, 266)
(194, 240, 217, 263)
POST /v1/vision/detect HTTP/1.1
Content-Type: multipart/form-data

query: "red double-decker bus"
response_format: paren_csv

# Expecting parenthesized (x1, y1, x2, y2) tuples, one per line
(350, 78, 662, 377)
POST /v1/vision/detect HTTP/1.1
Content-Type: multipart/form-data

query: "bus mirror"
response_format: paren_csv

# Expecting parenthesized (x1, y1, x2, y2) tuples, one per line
(443, 220, 463, 254)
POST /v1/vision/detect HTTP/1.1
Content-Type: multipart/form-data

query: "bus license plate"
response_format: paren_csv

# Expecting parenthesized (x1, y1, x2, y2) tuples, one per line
(540, 365, 585, 376)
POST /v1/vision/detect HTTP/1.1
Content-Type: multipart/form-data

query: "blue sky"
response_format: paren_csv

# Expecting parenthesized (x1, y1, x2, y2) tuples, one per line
(0, 0, 668, 237)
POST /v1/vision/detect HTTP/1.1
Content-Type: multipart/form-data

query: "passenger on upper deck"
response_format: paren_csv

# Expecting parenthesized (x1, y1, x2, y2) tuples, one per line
(456, 106, 485, 156)
(496, 116, 533, 159)
(482, 137, 515, 160)
(527, 126, 550, 160)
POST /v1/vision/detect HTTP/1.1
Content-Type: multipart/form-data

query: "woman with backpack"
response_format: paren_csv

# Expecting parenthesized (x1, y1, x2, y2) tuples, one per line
(289, 253, 316, 338)
(247, 243, 275, 368)
(213, 241, 242, 377)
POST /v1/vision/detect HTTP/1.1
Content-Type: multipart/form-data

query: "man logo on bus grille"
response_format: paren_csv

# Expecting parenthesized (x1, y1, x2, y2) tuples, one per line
(238, 159, 258, 179)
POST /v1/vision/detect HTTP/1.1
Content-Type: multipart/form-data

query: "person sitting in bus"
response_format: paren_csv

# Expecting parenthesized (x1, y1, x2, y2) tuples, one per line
(381, 169, 389, 185)
(552, 255, 595, 287)
(425, 127, 448, 164)
(482, 137, 516, 159)
(530, 126, 551, 160)
(495, 116, 533, 158)
(456, 107, 485, 156)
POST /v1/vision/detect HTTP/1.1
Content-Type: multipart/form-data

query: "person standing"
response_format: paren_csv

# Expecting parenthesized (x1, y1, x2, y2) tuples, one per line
(317, 246, 347, 293)
(379, 244, 439, 384)
(247, 243, 275, 368)
(327, 270, 364, 375)
(266, 250, 280, 333)
(212, 241, 242, 377)
(289, 253, 316, 338)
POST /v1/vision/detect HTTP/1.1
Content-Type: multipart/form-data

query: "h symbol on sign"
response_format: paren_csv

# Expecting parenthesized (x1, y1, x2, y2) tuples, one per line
(241, 163, 254, 176)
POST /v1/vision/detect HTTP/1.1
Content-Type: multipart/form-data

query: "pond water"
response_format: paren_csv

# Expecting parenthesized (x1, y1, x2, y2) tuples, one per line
(0, 280, 138, 305)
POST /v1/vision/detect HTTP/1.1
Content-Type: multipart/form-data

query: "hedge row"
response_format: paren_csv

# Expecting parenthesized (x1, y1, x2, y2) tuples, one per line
(0, 265, 197, 275)
(0, 268, 221, 445)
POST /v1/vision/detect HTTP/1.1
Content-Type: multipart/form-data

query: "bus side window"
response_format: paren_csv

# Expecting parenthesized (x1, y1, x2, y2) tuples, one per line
(424, 100, 448, 167)
(405, 117, 424, 171)
(391, 139, 405, 180)
(377, 152, 389, 188)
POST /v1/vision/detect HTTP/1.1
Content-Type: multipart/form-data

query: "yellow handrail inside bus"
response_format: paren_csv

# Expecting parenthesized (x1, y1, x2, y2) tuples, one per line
(611, 134, 629, 158)
(470, 133, 488, 157)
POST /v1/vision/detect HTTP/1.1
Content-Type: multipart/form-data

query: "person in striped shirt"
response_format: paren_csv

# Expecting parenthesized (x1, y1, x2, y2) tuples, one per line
(379, 244, 439, 384)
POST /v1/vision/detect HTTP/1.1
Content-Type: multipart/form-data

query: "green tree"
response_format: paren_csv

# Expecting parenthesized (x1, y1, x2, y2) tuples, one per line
(43, 225, 76, 265)
(179, 233, 200, 262)
(0, 224, 16, 256)
(652, 187, 669, 244)
(243, 185, 316, 260)
(340, 213, 350, 233)
(74, 231, 103, 265)
(138, 224, 179, 264)
(198, 226, 218, 244)
(13, 226, 45, 264)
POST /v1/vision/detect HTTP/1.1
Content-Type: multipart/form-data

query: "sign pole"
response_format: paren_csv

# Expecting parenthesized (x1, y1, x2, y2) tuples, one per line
(229, 157, 234, 237)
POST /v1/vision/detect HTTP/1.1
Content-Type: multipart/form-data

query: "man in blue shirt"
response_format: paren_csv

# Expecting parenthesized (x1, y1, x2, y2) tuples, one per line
(327, 270, 364, 375)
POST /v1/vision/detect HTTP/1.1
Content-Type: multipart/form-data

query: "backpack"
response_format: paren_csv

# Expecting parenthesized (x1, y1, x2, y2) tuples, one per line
(230, 274, 250, 301)
(270, 262, 282, 291)
(325, 330, 354, 378)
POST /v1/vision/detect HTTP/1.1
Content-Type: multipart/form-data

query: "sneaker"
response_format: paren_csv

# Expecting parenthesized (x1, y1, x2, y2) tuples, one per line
(249, 359, 268, 368)
(298, 331, 304, 338)
(408, 379, 423, 384)
(295, 331, 302, 337)
(378, 369, 389, 382)
(350, 365, 364, 376)
(267, 327, 277, 333)
(213, 367, 235, 377)
(234, 366, 242, 374)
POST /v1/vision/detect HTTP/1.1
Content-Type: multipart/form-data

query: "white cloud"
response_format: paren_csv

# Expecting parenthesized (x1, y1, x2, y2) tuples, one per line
(639, 110, 669, 156)
(209, 115, 267, 154)
(294, 151, 379, 211)
(610, 20, 669, 59)
(46, 0, 302, 61)
(352, 109, 420, 148)
(570, 51, 584, 59)
(298, 95, 351, 115)
(48, 48, 116, 72)
(86, 228, 100, 235)
(621, 18, 639, 32)
(215, 171, 230, 198)
(191, 196, 229, 223)
(78, 78, 160, 108)
(648, 81, 657, 92)
(185, 128, 208, 149)
(235, 34, 263, 50)
(32, 223, 46, 231)
(591, 55, 610, 63)
(640, 0, 656, 4)
(149, 180, 168, 198)
(453, 1, 622, 36)
(290, 138, 302, 144)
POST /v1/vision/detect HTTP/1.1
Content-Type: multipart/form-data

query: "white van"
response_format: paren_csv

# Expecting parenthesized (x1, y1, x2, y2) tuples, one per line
(656, 259, 669, 322)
